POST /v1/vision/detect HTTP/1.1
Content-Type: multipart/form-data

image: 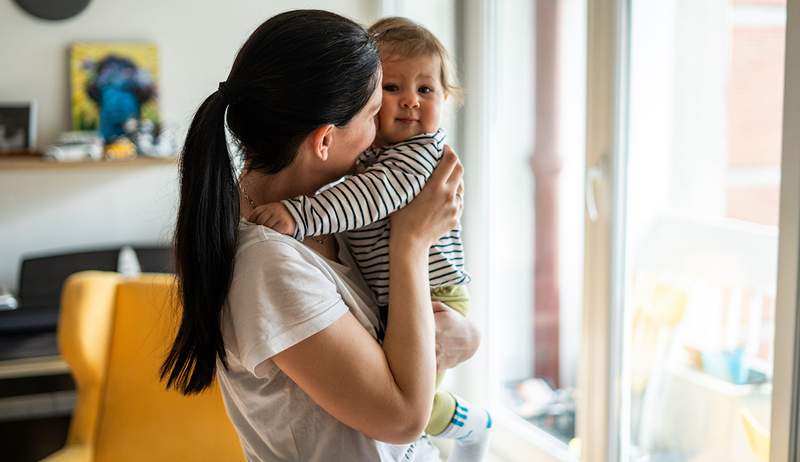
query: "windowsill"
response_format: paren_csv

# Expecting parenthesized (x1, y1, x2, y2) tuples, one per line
(488, 408, 578, 462)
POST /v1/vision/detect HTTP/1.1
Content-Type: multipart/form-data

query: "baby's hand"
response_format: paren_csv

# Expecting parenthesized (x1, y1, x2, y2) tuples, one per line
(250, 202, 297, 236)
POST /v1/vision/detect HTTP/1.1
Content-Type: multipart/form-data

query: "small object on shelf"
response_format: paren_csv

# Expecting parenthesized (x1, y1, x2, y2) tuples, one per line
(123, 118, 178, 158)
(104, 138, 137, 160)
(44, 130, 103, 161)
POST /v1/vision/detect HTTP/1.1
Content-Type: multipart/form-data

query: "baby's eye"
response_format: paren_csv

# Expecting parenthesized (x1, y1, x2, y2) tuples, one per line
(383, 84, 399, 92)
(418, 86, 433, 94)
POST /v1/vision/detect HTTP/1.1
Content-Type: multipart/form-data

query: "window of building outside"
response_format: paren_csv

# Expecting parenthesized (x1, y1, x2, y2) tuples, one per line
(621, 0, 786, 460)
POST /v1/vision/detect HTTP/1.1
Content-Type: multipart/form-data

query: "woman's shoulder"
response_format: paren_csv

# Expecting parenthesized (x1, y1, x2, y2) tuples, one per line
(233, 221, 337, 289)
(236, 219, 320, 265)
(233, 219, 349, 290)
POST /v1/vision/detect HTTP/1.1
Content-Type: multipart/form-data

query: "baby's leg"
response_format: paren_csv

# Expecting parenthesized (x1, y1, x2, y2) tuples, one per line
(427, 286, 491, 461)
(430, 285, 470, 317)
(426, 375, 456, 435)
(427, 390, 492, 462)
(425, 285, 468, 435)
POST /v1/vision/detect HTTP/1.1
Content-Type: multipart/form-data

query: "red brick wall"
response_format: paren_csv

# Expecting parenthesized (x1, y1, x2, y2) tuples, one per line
(726, 17, 785, 226)
(728, 27, 785, 167)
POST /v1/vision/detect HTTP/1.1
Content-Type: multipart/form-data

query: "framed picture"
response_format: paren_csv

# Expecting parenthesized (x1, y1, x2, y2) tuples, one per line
(0, 101, 37, 152)
(69, 42, 159, 141)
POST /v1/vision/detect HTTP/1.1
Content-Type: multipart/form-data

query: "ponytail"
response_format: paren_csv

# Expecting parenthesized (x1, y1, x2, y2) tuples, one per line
(160, 90, 237, 394)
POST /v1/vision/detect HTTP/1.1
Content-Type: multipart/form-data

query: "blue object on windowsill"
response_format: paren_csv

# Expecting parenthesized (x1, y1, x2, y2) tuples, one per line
(701, 348, 749, 385)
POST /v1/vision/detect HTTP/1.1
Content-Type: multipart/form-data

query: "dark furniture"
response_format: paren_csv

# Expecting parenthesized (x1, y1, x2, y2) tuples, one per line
(0, 245, 173, 361)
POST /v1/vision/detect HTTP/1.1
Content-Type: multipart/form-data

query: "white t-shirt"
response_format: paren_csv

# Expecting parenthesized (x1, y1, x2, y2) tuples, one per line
(216, 220, 440, 462)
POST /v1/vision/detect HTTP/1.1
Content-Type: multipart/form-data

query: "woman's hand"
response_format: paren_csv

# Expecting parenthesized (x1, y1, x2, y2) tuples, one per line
(391, 147, 463, 250)
(433, 302, 481, 371)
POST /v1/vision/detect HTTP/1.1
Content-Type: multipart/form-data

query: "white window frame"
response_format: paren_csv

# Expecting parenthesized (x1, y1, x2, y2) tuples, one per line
(579, 0, 630, 460)
(770, 0, 800, 460)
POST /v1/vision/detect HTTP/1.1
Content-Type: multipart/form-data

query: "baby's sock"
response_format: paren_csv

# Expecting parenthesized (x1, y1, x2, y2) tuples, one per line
(436, 394, 492, 462)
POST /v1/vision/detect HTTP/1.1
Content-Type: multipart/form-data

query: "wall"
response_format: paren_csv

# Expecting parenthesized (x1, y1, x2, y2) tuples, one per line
(0, 0, 378, 291)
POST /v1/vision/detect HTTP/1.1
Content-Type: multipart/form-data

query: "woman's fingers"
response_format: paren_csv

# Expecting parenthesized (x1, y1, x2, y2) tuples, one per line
(430, 148, 460, 187)
(441, 145, 463, 187)
(391, 145, 465, 246)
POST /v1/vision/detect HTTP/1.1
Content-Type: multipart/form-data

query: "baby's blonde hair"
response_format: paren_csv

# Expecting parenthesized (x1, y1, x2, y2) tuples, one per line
(368, 17, 463, 103)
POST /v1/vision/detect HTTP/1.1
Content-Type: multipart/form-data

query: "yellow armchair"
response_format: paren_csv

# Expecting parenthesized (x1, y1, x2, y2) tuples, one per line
(42, 271, 244, 462)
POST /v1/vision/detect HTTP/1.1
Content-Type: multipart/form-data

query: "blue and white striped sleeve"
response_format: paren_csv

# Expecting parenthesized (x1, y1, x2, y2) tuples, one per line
(281, 130, 445, 240)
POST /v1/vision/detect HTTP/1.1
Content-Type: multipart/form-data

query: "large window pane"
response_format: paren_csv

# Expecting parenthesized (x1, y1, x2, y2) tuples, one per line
(622, 1, 785, 460)
(488, 0, 586, 451)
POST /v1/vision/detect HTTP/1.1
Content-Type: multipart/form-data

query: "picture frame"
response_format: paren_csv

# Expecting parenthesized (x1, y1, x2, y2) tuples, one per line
(0, 101, 37, 152)
(69, 42, 159, 142)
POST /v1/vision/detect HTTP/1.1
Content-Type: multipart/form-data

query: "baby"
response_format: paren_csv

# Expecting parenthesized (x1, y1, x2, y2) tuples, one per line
(252, 17, 491, 461)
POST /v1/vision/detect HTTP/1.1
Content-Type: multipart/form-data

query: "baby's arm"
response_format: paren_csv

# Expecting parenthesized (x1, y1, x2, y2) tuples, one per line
(282, 133, 444, 240)
(249, 202, 297, 235)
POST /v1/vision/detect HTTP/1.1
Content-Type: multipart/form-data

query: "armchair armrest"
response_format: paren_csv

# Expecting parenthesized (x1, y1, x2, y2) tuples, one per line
(57, 271, 121, 452)
(40, 444, 92, 462)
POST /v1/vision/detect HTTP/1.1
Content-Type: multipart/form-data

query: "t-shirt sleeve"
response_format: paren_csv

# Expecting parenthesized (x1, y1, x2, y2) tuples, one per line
(226, 239, 349, 377)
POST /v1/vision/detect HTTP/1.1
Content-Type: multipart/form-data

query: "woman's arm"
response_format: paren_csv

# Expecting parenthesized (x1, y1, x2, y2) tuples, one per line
(271, 150, 463, 444)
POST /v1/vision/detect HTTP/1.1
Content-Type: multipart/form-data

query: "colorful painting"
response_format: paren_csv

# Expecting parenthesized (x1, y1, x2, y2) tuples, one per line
(70, 42, 159, 141)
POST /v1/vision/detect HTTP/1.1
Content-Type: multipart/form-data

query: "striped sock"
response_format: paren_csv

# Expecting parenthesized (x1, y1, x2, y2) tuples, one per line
(436, 395, 492, 461)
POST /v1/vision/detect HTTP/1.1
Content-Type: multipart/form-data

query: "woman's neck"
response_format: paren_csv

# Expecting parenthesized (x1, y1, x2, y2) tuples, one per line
(239, 164, 341, 261)
(240, 159, 326, 206)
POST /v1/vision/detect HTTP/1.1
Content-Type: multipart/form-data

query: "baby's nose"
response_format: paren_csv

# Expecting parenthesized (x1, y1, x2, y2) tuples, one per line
(401, 94, 420, 108)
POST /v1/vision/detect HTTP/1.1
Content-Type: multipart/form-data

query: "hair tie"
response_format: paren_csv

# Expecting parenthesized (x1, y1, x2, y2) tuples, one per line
(218, 80, 243, 105)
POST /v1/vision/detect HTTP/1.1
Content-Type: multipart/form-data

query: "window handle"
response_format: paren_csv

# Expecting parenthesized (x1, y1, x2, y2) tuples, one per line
(586, 153, 608, 222)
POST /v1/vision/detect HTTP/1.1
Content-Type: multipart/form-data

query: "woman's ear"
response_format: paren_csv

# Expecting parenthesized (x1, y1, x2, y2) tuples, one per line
(309, 124, 335, 161)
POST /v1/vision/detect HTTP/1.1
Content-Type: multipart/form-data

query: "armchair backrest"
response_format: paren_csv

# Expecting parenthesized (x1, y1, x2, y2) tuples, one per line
(58, 271, 244, 462)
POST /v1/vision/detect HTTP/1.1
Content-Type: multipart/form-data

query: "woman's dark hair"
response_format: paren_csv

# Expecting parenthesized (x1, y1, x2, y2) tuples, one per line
(160, 9, 380, 395)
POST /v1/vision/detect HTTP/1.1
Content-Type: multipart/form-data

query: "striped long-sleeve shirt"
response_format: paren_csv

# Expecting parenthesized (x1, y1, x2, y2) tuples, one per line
(282, 129, 470, 306)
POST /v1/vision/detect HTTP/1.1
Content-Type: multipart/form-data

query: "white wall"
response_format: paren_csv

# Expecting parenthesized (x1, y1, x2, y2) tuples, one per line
(0, 0, 378, 291)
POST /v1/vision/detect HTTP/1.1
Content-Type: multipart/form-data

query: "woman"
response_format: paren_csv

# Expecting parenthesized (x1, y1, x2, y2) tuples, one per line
(160, 9, 479, 461)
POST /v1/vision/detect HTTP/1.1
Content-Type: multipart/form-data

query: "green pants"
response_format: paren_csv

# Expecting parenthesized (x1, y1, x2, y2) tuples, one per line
(425, 285, 470, 435)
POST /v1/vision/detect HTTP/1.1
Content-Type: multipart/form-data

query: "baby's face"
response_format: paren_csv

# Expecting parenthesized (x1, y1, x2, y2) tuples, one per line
(375, 53, 445, 145)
